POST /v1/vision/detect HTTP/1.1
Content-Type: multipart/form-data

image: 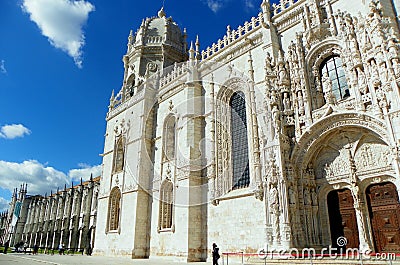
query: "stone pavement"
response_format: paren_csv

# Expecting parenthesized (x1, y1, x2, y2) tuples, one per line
(1, 253, 400, 265)
(0, 253, 213, 265)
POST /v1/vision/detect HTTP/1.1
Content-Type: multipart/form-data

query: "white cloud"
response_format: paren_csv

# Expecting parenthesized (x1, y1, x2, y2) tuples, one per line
(68, 163, 101, 182)
(0, 197, 9, 212)
(0, 160, 69, 195)
(0, 160, 101, 197)
(0, 124, 31, 139)
(206, 0, 223, 13)
(0, 60, 7, 74)
(21, 0, 95, 68)
(244, 0, 255, 9)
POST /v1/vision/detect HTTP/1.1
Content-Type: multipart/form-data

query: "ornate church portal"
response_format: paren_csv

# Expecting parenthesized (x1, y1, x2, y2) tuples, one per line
(293, 120, 400, 253)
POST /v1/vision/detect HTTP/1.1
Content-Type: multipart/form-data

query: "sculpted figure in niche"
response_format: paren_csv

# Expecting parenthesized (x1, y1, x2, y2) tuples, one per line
(392, 58, 400, 78)
(379, 63, 389, 84)
(278, 62, 289, 86)
(304, 188, 312, 205)
(265, 52, 274, 75)
(311, 188, 318, 206)
(269, 184, 280, 216)
(356, 67, 368, 94)
(322, 72, 336, 105)
(283, 93, 291, 112)
(288, 187, 296, 204)
(369, 59, 381, 87)
(270, 90, 278, 106)
(297, 91, 305, 115)
(272, 105, 281, 134)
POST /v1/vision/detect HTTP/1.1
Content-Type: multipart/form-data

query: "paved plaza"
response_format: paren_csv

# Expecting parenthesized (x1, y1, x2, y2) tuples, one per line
(0, 253, 213, 265)
(2, 253, 400, 265)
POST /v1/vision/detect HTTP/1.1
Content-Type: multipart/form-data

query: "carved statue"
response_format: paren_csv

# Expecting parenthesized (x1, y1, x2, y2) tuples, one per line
(288, 187, 296, 204)
(304, 188, 312, 205)
(277, 62, 289, 86)
(322, 72, 336, 105)
(311, 189, 318, 206)
(369, 59, 381, 87)
(392, 58, 400, 78)
(265, 52, 274, 75)
(356, 67, 368, 94)
(283, 92, 291, 113)
(272, 105, 281, 134)
(297, 91, 305, 115)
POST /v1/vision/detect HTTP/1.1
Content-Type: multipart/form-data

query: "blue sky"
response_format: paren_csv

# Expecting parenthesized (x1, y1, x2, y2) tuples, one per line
(0, 0, 276, 211)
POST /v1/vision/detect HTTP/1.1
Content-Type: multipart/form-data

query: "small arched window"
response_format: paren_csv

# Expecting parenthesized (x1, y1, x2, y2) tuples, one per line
(320, 56, 349, 100)
(113, 137, 124, 173)
(108, 187, 121, 231)
(163, 116, 176, 162)
(230, 91, 250, 190)
(159, 180, 173, 230)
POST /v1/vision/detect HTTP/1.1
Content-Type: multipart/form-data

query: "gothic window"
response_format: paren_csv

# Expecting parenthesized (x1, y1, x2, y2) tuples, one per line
(127, 74, 135, 97)
(320, 56, 349, 100)
(113, 137, 124, 173)
(158, 180, 173, 230)
(230, 91, 250, 190)
(163, 115, 176, 162)
(108, 187, 121, 231)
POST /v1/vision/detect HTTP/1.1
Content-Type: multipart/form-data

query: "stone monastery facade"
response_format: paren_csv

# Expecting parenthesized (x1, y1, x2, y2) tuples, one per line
(1, 0, 400, 262)
(0, 177, 100, 253)
(95, 0, 400, 261)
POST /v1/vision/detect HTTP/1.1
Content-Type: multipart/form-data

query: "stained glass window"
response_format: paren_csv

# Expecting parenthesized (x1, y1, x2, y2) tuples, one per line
(159, 180, 173, 230)
(108, 187, 121, 231)
(230, 92, 250, 190)
(114, 137, 124, 172)
(320, 56, 349, 100)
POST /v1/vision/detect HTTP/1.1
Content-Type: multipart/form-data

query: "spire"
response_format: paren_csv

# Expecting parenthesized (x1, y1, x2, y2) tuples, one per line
(189, 41, 195, 61)
(195, 35, 200, 60)
(90, 173, 93, 182)
(80, 177, 83, 186)
(261, 0, 271, 23)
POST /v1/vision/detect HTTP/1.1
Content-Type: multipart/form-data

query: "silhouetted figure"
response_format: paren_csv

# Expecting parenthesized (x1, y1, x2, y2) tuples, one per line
(33, 244, 39, 255)
(86, 244, 92, 256)
(212, 243, 220, 265)
(3, 241, 9, 254)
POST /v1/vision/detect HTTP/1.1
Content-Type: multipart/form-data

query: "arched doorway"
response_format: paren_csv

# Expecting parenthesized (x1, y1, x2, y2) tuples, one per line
(328, 189, 359, 250)
(366, 182, 400, 253)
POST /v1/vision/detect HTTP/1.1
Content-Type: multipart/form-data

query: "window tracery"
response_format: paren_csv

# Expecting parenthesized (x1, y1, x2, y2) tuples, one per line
(113, 137, 125, 173)
(108, 187, 121, 231)
(158, 179, 173, 230)
(163, 115, 176, 162)
(320, 56, 349, 101)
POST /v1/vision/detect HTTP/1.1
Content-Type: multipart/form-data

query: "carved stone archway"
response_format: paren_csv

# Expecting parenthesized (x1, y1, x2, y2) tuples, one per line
(291, 112, 392, 251)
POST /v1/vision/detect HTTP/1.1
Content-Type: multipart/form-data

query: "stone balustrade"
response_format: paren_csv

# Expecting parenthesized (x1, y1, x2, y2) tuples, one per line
(272, 0, 301, 16)
(201, 13, 263, 61)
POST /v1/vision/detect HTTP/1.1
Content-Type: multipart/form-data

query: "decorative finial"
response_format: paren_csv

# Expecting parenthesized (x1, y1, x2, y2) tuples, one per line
(189, 41, 195, 60)
(195, 35, 200, 52)
(158, 6, 166, 18)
